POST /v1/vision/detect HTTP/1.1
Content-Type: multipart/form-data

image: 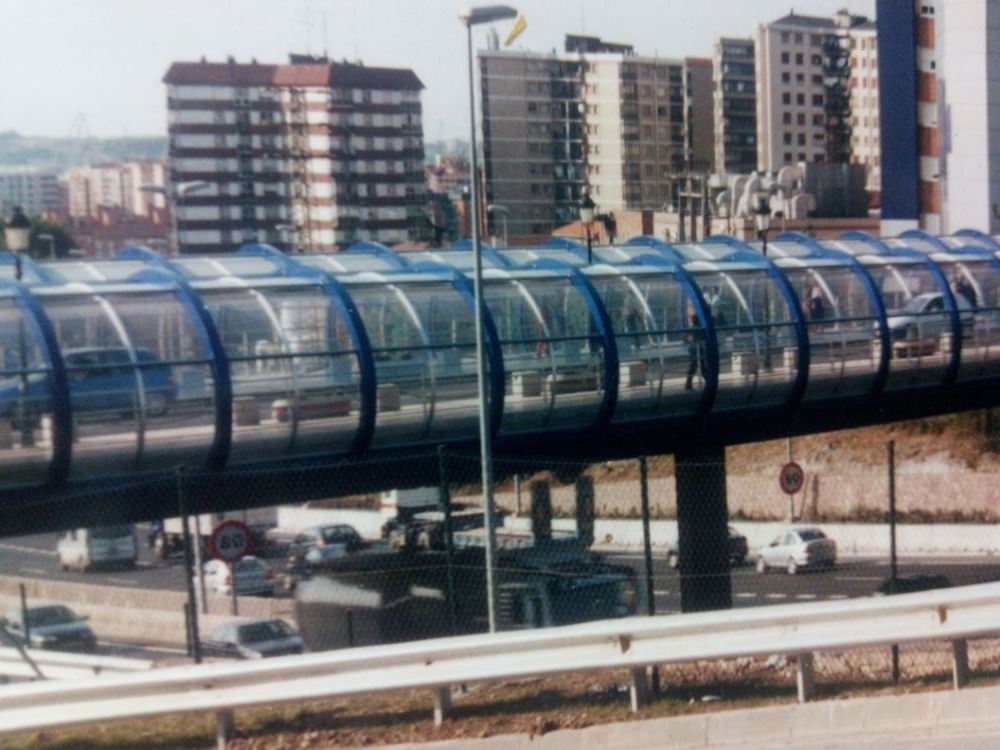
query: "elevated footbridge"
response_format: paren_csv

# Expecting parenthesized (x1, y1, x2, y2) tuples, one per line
(2, 229, 1000, 540)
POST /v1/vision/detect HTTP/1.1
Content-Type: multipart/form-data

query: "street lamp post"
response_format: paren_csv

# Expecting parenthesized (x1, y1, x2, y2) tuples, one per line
(754, 194, 772, 372)
(141, 180, 210, 254)
(579, 192, 595, 264)
(3, 207, 34, 447)
(460, 3, 518, 634)
(486, 204, 508, 247)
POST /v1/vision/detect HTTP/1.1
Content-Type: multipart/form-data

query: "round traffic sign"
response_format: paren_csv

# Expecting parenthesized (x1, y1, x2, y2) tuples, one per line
(779, 461, 805, 495)
(209, 520, 251, 562)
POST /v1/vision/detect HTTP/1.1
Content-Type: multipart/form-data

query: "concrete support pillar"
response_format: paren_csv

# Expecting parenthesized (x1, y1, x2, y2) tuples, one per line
(628, 666, 648, 713)
(796, 652, 815, 703)
(674, 441, 732, 612)
(433, 686, 452, 727)
(215, 709, 234, 750)
(951, 639, 970, 689)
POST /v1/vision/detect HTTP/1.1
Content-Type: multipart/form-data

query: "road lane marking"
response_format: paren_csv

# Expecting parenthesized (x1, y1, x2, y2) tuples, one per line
(19, 567, 49, 575)
(735, 592, 757, 598)
(104, 577, 137, 586)
(765, 593, 787, 599)
(834, 575, 883, 582)
(0, 543, 56, 557)
(796, 593, 818, 599)
(828, 594, 849, 599)
(653, 590, 671, 596)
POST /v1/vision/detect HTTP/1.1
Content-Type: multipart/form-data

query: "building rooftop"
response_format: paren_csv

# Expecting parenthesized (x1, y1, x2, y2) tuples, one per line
(164, 58, 423, 90)
(770, 13, 837, 29)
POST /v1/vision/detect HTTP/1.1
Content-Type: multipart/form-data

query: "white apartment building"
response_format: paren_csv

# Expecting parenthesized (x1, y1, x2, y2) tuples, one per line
(0, 166, 61, 217)
(164, 56, 427, 253)
(480, 36, 713, 239)
(756, 10, 878, 196)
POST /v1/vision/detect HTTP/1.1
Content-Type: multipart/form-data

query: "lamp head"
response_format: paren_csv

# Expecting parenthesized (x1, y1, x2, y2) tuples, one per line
(579, 192, 596, 224)
(459, 4, 517, 26)
(3, 206, 31, 253)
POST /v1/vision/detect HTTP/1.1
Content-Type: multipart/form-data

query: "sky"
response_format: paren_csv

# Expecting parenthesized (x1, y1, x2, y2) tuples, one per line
(0, 0, 874, 142)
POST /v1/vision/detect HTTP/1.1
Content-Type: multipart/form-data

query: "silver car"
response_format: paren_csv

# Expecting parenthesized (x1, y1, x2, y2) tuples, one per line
(203, 618, 304, 659)
(756, 527, 836, 575)
(198, 556, 276, 596)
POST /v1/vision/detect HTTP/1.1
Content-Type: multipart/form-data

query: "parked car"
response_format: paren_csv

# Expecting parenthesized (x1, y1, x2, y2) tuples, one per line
(0, 346, 176, 427)
(667, 526, 749, 569)
(288, 524, 366, 569)
(197, 556, 276, 597)
(883, 292, 974, 357)
(874, 574, 951, 596)
(1, 603, 97, 653)
(756, 526, 837, 575)
(202, 617, 304, 659)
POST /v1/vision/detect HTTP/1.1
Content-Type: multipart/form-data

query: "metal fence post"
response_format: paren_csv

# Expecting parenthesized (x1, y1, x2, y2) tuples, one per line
(888, 440, 899, 684)
(215, 708, 234, 750)
(177, 467, 201, 664)
(951, 639, 970, 689)
(796, 652, 815, 702)
(638, 456, 659, 695)
(438, 445, 458, 635)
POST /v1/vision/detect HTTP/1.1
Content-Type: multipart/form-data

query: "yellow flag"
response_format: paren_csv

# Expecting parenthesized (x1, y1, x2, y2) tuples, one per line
(503, 13, 527, 46)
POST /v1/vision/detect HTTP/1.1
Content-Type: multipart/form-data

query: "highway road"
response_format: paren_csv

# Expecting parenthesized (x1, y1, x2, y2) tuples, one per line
(4, 526, 1000, 613)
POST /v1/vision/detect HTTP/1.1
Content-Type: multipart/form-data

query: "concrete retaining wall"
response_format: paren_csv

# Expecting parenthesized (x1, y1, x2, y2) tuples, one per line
(0, 576, 291, 648)
(279, 506, 1000, 555)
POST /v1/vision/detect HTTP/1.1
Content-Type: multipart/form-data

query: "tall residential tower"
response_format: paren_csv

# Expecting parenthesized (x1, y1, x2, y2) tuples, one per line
(164, 56, 427, 253)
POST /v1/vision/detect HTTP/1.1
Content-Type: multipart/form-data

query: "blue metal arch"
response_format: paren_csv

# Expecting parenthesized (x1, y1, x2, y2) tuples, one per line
(776, 231, 891, 395)
(899, 228, 951, 253)
(447, 239, 512, 269)
(520, 258, 619, 429)
(344, 241, 410, 271)
(839, 230, 893, 254)
(410, 261, 506, 436)
(0, 252, 62, 284)
(626, 253, 719, 416)
(117, 245, 165, 262)
(850, 234, 963, 386)
(277, 261, 377, 454)
(954, 228, 1000, 251)
(625, 236, 687, 263)
(0, 280, 72, 486)
(539, 237, 590, 263)
(704, 235, 811, 412)
(128, 268, 233, 469)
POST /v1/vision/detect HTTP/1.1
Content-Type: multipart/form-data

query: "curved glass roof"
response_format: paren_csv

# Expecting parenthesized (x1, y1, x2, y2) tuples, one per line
(2, 229, 999, 490)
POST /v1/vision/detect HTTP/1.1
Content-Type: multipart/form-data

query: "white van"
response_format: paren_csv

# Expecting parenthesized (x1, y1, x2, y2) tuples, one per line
(57, 524, 137, 571)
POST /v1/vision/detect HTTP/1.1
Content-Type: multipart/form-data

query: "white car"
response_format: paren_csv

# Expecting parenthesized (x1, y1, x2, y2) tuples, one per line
(756, 527, 836, 575)
(884, 292, 974, 357)
(197, 556, 276, 596)
(203, 618, 304, 659)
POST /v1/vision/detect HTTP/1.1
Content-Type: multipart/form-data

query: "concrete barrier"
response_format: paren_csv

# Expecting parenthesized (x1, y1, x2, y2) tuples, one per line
(0, 576, 290, 648)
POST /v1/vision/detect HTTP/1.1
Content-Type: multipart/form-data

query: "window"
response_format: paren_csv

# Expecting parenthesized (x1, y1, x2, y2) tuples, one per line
(795, 53, 803, 65)
(796, 72, 804, 83)
(782, 92, 791, 104)
(811, 34, 822, 46)
(784, 152, 793, 162)
(797, 133, 806, 145)
(798, 152, 806, 161)
(781, 52, 790, 64)
(811, 54, 822, 65)
(796, 93, 805, 105)
(781, 72, 790, 83)
(794, 33, 803, 44)
(782, 112, 792, 125)
(781, 31, 790, 42)
(783, 132, 792, 144)
(812, 94, 824, 106)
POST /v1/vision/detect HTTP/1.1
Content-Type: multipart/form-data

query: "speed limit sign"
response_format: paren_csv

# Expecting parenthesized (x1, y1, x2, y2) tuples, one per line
(209, 520, 251, 562)
(779, 461, 805, 495)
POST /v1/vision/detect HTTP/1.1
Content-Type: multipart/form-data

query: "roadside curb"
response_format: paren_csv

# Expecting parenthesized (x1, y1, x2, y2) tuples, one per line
(376, 683, 1000, 750)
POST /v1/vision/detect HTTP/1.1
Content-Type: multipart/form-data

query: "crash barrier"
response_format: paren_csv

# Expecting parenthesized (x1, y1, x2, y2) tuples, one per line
(2, 581, 1000, 746)
(0, 647, 152, 681)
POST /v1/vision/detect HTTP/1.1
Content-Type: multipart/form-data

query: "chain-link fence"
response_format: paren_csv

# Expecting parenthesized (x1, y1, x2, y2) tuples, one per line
(4, 437, 1000, 699)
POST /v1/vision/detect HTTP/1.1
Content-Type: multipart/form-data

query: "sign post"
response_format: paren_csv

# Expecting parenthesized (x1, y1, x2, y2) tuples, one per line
(779, 461, 804, 522)
(209, 520, 251, 616)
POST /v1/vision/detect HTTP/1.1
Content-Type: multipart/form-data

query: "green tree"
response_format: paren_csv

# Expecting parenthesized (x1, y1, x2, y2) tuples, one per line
(27, 216, 76, 260)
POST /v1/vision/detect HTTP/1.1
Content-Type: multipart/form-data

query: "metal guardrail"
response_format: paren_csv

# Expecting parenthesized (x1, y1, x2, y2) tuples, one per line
(0, 647, 152, 681)
(2, 582, 999, 744)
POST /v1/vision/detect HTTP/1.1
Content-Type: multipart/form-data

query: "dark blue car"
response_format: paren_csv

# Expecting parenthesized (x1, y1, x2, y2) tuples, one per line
(0, 346, 176, 424)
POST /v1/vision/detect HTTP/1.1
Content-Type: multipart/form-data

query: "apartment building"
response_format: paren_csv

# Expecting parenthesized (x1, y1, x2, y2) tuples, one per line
(713, 37, 758, 175)
(164, 56, 427, 254)
(479, 36, 713, 239)
(755, 11, 876, 187)
(63, 160, 167, 220)
(0, 166, 61, 217)
(848, 21, 881, 199)
(877, 0, 1000, 234)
